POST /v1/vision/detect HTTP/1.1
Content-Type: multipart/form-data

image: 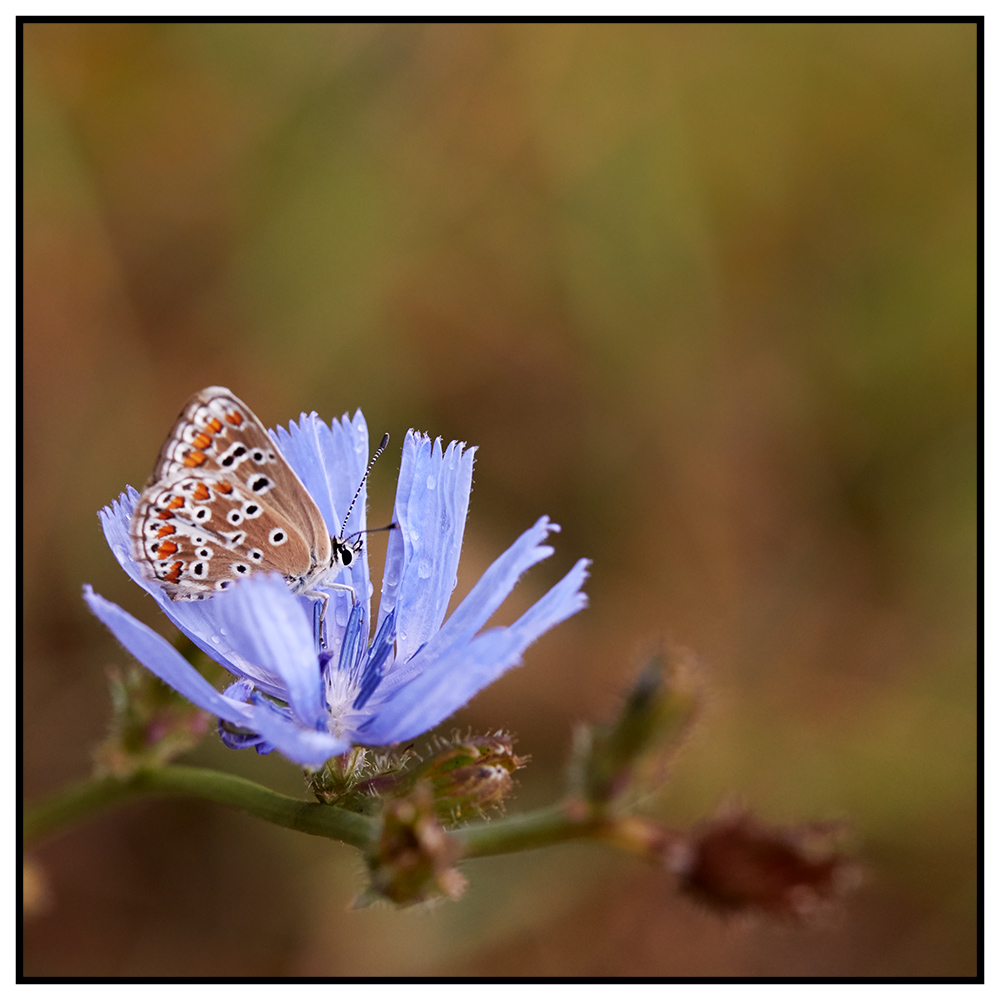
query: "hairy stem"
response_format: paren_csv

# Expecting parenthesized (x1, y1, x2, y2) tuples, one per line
(25, 768, 626, 864)
(23, 766, 377, 850)
(453, 802, 603, 858)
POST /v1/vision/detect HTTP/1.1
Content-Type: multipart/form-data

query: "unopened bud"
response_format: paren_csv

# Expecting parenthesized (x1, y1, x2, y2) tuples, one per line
(570, 651, 699, 805)
(410, 732, 528, 821)
(94, 664, 210, 776)
(363, 784, 467, 906)
(672, 809, 856, 919)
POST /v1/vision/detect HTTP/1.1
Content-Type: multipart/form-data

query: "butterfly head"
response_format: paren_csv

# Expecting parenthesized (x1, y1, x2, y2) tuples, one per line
(331, 533, 365, 570)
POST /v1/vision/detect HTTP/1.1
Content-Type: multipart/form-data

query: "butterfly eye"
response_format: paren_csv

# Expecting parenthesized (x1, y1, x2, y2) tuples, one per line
(341, 549, 353, 566)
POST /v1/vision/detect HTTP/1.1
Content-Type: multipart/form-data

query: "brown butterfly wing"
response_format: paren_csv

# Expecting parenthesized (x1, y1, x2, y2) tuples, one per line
(129, 387, 332, 600)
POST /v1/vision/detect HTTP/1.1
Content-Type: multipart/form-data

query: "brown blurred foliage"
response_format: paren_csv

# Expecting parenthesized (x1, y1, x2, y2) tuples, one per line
(22, 23, 977, 976)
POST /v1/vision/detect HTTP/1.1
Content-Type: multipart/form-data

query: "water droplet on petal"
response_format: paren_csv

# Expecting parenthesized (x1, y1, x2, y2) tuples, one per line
(418, 558, 432, 579)
(210, 635, 221, 644)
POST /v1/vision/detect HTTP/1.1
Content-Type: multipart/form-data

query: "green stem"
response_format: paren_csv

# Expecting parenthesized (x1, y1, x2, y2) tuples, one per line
(23, 766, 377, 850)
(454, 802, 602, 859)
(25, 769, 617, 863)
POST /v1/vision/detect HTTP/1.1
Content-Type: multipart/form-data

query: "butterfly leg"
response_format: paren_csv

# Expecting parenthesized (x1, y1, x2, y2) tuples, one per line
(306, 583, 356, 649)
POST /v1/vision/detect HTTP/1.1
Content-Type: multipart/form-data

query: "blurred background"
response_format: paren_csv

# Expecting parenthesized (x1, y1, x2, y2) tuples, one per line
(22, 22, 977, 976)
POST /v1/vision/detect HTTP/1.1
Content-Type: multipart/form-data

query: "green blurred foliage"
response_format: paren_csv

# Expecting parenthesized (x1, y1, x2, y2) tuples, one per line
(22, 22, 977, 976)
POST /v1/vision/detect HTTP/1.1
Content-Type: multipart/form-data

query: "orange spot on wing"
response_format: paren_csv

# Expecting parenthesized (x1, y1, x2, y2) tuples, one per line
(156, 495, 185, 518)
(156, 524, 176, 537)
(225, 410, 244, 426)
(191, 431, 213, 450)
(215, 480, 233, 494)
(156, 541, 179, 558)
(184, 450, 207, 468)
(164, 561, 183, 583)
(192, 482, 211, 501)
(206, 417, 223, 433)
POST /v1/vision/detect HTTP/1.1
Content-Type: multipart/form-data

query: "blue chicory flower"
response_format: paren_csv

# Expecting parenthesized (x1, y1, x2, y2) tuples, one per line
(84, 409, 590, 768)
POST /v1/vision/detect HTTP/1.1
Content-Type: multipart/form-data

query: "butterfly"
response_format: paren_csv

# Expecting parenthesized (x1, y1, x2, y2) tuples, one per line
(129, 387, 387, 614)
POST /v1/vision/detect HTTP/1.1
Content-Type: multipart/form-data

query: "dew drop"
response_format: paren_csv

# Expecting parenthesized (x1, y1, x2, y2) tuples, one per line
(384, 570, 399, 587)
(418, 558, 432, 579)
(210, 635, 221, 644)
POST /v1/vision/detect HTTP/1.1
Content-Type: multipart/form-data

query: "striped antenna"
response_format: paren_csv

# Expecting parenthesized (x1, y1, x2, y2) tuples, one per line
(340, 432, 390, 536)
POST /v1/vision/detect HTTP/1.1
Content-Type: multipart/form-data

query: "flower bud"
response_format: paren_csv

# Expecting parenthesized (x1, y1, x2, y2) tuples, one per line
(570, 652, 699, 805)
(363, 784, 467, 906)
(94, 664, 210, 776)
(672, 809, 856, 919)
(406, 732, 529, 821)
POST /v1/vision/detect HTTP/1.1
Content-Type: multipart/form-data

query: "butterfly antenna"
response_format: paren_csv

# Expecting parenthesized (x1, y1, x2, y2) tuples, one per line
(340, 432, 390, 536)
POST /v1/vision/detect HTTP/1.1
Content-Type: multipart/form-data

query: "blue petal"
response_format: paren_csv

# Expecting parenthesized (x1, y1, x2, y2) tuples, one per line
(392, 516, 562, 685)
(83, 586, 257, 728)
(216, 574, 325, 730)
(377, 431, 475, 661)
(238, 694, 349, 767)
(358, 558, 590, 744)
(271, 411, 374, 654)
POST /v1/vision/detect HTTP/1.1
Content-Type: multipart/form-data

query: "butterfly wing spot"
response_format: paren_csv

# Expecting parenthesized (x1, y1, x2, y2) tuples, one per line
(219, 444, 248, 469)
(247, 474, 273, 494)
(130, 387, 361, 607)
